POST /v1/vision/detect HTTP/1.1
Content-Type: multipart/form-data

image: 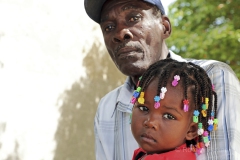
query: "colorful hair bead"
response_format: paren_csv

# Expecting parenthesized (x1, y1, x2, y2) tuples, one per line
(130, 87, 142, 104)
(193, 110, 200, 123)
(197, 123, 204, 135)
(136, 87, 141, 92)
(183, 99, 189, 112)
(205, 98, 209, 109)
(212, 84, 215, 91)
(213, 118, 218, 124)
(154, 96, 161, 109)
(203, 131, 208, 137)
(196, 148, 203, 155)
(208, 125, 213, 131)
(202, 103, 207, 110)
(205, 141, 210, 147)
(199, 142, 204, 148)
(202, 131, 209, 144)
(213, 118, 218, 130)
(201, 110, 207, 117)
(172, 75, 180, 87)
(133, 90, 140, 97)
(136, 76, 142, 87)
(190, 144, 196, 152)
(160, 87, 167, 99)
(138, 92, 145, 104)
(208, 119, 213, 125)
(211, 111, 215, 119)
(208, 118, 214, 131)
(131, 97, 137, 104)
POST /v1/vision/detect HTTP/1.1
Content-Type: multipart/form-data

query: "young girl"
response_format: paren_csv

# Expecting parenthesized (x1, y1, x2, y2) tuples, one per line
(130, 59, 218, 160)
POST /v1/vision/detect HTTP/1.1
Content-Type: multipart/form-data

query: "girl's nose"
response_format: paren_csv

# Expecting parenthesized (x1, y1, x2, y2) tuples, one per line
(143, 117, 158, 130)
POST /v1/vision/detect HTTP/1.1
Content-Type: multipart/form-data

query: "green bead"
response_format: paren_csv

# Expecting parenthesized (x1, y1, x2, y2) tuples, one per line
(203, 137, 209, 143)
(202, 104, 207, 110)
(136, 87, 141, 92)
(193, 116, 198, 123)
(198, 123, 203, 128)
(214, 118, 218, 124)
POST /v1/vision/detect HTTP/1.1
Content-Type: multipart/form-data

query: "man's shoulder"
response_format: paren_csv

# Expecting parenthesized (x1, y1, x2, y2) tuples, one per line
(95, 85, 124, 120)
(170, 51, 233, 73)
(99, 85, 123, 105)
(186, 58, 234, 73)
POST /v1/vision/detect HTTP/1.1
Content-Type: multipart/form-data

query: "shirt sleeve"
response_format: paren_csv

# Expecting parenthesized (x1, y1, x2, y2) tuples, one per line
(204, 62, 240, 160)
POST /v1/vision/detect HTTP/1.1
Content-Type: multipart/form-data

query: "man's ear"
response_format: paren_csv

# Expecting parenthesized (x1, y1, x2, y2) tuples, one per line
(186, 122, 198, 140)
(161, 15, 171, 39)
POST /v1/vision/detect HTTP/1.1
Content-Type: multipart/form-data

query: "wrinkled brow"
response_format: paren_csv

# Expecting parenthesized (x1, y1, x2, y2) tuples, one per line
(100, 4, 139, 23)
(122, 4, 138, 11)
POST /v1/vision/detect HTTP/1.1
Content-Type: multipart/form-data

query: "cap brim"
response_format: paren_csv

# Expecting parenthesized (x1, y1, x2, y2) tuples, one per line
(84, 0, 107, 23)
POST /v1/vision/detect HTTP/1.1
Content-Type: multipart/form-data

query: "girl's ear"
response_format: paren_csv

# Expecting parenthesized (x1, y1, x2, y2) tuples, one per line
(186, 122, 198, 140)
(161, 15, 171, 39)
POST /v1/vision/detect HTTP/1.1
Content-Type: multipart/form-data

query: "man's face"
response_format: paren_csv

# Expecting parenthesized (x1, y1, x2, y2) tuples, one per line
(100, 0, 169, 78)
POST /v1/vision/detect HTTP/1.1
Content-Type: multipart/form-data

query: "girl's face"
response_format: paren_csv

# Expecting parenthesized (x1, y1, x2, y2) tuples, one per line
(131, 78, 198, 154)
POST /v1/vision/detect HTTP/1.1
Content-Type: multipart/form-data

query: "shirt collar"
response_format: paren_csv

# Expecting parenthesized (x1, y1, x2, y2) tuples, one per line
(115, 77, 135, 114)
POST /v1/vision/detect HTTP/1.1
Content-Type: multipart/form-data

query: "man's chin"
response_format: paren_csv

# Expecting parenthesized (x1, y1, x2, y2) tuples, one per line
(119, 66, 146, 77)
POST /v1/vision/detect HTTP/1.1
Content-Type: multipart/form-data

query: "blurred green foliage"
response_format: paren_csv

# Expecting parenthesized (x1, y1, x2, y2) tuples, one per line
(167, 0, 240, 79)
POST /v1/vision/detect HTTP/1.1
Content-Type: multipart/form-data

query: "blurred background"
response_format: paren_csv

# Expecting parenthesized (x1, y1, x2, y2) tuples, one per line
(0, 0, 239, 160)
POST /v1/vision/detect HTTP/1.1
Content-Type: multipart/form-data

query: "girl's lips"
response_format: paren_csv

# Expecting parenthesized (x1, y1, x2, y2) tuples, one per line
(141, 133, 156, 143)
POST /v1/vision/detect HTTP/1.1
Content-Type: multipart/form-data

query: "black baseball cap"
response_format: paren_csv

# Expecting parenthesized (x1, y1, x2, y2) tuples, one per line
(84, 0, 165, 24)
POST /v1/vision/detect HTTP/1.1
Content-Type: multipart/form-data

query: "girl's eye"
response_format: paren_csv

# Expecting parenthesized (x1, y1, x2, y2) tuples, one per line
(105, 25, 115, 32)
(163, 113, 175, 120)
(139, 106, 149, 112)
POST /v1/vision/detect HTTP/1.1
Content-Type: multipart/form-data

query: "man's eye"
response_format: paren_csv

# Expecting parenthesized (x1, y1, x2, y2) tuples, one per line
(129, 16, 140, 22)
(139, 106, 149, 112)
(163, 113, 175, 120)
(105, 25, 115, 32)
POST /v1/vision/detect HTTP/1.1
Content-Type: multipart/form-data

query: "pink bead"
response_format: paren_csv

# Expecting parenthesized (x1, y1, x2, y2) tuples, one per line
(172, 80, 178, 86)
(203, 131, 208, 136)
(131, 97, 136, 104)
(196, 148, 203, 155)
(183, 104, 189, 112)
(154, 102, 160, 109)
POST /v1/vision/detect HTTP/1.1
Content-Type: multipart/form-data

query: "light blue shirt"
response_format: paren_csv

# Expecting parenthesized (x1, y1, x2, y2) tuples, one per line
(94, 52, 240, 160)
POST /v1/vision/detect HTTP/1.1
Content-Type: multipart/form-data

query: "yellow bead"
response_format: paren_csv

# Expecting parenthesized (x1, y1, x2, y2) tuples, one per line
(201, 110, 207, 117)
(138, 97, 144, 104)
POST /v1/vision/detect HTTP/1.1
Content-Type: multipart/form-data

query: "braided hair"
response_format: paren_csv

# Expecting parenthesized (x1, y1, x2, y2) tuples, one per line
(131, 58, 218, 154)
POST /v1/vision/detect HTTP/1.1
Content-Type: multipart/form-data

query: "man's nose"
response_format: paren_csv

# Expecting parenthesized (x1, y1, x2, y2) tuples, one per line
(143, 116, 159, 130)
(112, 27, 133, 43)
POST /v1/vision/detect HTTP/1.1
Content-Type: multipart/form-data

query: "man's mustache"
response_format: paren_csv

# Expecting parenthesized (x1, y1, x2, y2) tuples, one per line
(114, 42, 143, 54)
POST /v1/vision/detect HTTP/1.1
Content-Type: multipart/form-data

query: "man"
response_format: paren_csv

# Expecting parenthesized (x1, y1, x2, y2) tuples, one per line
(84, 0, 240, 159)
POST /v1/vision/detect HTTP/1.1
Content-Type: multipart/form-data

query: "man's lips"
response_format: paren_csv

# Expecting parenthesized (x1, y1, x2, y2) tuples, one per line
(114, 43, 143, 58)
(141, 133, 156, 143)
(117, 47, 139, 58)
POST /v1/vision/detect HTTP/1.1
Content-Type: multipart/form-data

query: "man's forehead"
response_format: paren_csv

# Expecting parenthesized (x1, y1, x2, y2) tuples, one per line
(101, 1, 151, 24)
(84, 0, 165, 23)
(102, 0, 147, 13)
